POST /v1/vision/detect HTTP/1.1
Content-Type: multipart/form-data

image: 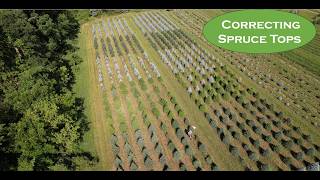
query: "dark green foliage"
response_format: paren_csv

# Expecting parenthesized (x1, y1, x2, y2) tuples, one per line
(199, 104, 207, 112)
(185, 145, 193, 156)
(173, 149, 180, 161)
(305, 147, 315, 156)
(170, 96, 177, 104)
(263, 134, 273, 143)
(179, 162, 187, 171)
(160, 122, 167, 134)
(138, 79, 147, 91)
(171, 119, 179, 129)
(159, 153, 166, 165)
(263, 122, 272, 131)
(144, 155, 153, 168)
(260, 147, 270, 157)
(253, 139, 260, 148)
(178, 110, 185, 118)
(198, 141, 206, 154)
(252, 126, 262, 135)
(231, 131, 240, 140)
(292, 151, 304, 160)
(281, 139, 294, 149)
(130, 161, 138, 171)
(152, 107, 160, 119)
(176, 128, 184, 139)
(272, 131, 283, 140)
(242, 129, 250, 138)
(248, 151, 259, 161)
(181, 137, 188, 146)
(168, 140, 175, 152)
(192, 156, 201, 169)
(273, 120, 282, 128)
(155, 143, 162, 154)
(270, 144, 280, 153)
(258, 162, 271, 171)
(281, 156, 292, 166)
(229, 145, 239, 157)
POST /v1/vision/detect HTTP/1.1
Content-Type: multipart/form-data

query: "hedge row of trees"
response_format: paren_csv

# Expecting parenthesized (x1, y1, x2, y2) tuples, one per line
(0, 10, 96, 170)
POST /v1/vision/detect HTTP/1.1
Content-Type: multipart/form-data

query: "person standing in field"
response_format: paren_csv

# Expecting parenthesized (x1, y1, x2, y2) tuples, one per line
(187, 126, 196, 139)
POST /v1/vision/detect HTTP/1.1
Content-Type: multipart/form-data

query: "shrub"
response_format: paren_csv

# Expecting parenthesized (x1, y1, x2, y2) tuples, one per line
(231, 131, 240, 140)
(258, 162, 271, 171)
(281, 139, 294, 149)
(239, 112, 247, 119)
(167, 110, 174, 119)
(253, 139, 260, 148)
(260, 147, 270, 157)
(252, 126, 262, 135)
(293, 126, 302, 134)
(174, 104, 181, 111)
(263, 122, 272, 131)
(292, 151, 304, 160)
(124, 142, 132, 154)
(152, 107, 160, 119)
(222, 93, 230, 100)
(272, 131, 282, 140)
(210, 163, 219, 171)
(151, 133, 158, 144)
(112, 143, 120, 155)
(178, 110, 185, 117)
(155, 142, 162, 154)
(171, 119, 179, 129)
(144, 156, 153, 168)
(275, 111, 284, 119)
(160, 122, 168, 135)
(119, 122, 127, 133)
(168, 140, 175, 152)
(115, 155, 122, 167)
(173, 149, 180, 161)
(159, 98, 167, 106)
(263, 134, 273, 143)
(229, 145, 239, 157)
(137, 137, 144, 148)
(281, 156, 292, 166)
(209, 120, 217, 129)
(176, 128, 184, 139)
(238, 122, 246, 130)
(139, 79, 147, 91)
(246, 119, 255, 127)
(221, 133, 230, 145)
(179, 162, 187, 171)
(198, 142, 206, 154)
(130, 161, 138, 171)
(185, 145, 193, 156)
(302, 134, 312, 142)
(192, 156, 201, 169)
(170, 96, 177, 104)
(305, 147, 315, 156)
(248, 151, 259, 161)
(296, 138, 304, 145)
(181, 137, 188, 146)
(242, 129, 250, 138)
(273, 120, 282, 128)
(163, 106, 170, 114)
(199, 104, 207, 112)
(159, 153, 166, 165)
(162, 164, 170, 171)
(270, 144, 280, 153)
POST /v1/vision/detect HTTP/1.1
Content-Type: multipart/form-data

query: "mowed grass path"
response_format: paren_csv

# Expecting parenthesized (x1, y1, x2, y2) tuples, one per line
(74, 23, 114, 170)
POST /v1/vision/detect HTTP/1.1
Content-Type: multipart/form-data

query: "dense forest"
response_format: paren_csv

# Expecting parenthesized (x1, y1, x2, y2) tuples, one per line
(0, 10, 95, 170)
